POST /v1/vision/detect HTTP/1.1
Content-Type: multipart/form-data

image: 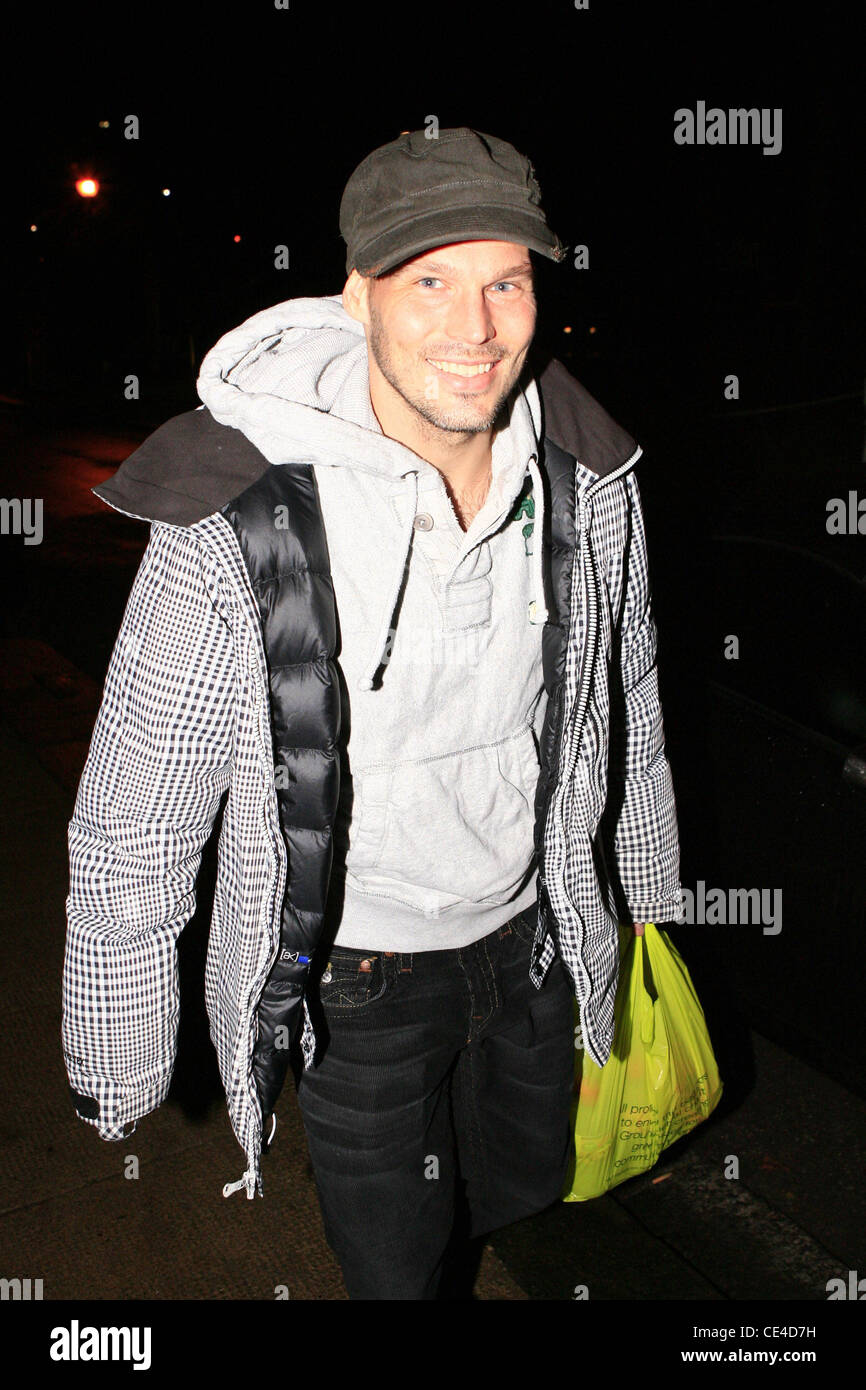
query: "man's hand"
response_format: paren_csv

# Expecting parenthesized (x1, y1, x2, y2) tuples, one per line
(633, 922, 646, 936)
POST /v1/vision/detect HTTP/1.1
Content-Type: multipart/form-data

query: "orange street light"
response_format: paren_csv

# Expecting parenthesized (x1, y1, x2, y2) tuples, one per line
(75, 177, 99, 198)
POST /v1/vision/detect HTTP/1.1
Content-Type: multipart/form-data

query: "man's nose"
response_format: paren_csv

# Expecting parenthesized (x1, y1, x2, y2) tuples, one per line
(444, 289, 496, 345)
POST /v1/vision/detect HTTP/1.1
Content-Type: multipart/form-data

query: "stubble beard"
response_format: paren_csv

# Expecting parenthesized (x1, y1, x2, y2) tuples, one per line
(367, 304, 521, 438)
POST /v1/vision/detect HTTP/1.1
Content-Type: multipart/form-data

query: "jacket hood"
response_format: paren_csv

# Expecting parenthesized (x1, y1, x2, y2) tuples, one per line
(92, 295, 639, 691)
(194, 294, 553, 691)
(196, 293, 547, 482)
(93, 301, 638, 528)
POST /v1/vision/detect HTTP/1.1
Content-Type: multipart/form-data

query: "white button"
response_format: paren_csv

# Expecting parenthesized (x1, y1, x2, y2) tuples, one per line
(413, 513, 434, 531)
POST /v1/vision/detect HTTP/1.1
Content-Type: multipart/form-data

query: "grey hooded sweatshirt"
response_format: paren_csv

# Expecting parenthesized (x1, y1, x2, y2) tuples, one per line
(196, 294, 550, 950)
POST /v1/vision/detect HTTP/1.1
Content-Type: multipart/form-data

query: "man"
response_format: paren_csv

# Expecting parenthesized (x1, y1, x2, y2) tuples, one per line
(62, 128, 682, 1299)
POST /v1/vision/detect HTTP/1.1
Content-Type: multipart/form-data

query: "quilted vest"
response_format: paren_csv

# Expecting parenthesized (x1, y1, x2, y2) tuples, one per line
(221, 437, 577, 1119)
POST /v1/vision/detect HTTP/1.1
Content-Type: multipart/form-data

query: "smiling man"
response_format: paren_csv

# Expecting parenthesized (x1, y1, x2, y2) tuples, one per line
(344, 239, 536, 529)
(63, 127, 681, 1302)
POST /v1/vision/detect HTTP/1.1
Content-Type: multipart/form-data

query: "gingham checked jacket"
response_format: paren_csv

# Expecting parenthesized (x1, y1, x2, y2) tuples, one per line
(62, 354, 681, 1198)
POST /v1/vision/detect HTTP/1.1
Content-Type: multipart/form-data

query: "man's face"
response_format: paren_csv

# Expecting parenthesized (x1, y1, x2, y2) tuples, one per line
(350, 240, 537, 436)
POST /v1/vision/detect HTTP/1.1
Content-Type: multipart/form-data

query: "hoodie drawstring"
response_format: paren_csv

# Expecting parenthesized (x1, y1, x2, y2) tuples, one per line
(356, 470, 419, 692)
(356, 455, 548, 692)
(526, 453, 549, 625)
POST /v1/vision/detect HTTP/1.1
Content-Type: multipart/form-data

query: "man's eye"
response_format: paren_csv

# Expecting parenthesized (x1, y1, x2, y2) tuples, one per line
(491, 282, 518, 293)
(416, 277, 443, 288)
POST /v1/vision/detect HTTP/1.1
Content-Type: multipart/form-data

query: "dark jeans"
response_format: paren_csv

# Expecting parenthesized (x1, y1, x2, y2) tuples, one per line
(294, 903, 576, 1299)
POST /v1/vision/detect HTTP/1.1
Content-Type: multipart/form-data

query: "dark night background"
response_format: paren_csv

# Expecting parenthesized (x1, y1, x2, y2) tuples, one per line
(6, 3, 861, 422)
(1, 0, 864, 1312)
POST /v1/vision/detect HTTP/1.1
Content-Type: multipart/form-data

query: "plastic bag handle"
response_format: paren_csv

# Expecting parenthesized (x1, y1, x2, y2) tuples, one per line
(637, 924, 656, 1047)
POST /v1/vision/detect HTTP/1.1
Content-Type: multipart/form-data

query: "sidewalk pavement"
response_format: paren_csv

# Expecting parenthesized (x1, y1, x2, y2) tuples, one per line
(0, 637, 863, 1301)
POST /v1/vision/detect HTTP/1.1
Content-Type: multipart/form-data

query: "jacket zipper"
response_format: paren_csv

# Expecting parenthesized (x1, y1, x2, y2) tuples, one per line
(223, 647, 285, 1200)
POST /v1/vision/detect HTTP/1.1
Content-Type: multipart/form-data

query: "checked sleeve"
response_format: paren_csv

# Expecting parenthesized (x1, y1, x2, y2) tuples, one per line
(608, 471, 682, 924)
(62, 521, 236, 1139)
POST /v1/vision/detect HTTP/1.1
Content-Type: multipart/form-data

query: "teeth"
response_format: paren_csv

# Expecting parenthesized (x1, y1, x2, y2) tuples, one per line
(427, 359, 495, 377)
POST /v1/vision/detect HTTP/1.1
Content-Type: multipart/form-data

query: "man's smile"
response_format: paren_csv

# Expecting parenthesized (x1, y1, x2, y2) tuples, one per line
(425, 357, 502, 388)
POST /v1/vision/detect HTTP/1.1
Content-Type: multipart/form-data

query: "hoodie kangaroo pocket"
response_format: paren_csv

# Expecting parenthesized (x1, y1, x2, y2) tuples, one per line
(345, 725, 541, 912)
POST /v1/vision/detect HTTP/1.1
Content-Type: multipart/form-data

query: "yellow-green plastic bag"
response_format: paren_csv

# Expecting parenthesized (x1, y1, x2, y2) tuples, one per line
(562, 922, 723, 1202)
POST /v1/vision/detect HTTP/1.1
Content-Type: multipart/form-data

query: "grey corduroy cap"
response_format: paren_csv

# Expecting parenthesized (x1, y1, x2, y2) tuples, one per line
(340, 126, 568, 277)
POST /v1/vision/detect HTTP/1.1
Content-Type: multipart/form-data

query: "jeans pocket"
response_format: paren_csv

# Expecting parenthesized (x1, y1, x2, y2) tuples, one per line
(316, 950, 388, 1011)
(509, 904, 539, 946)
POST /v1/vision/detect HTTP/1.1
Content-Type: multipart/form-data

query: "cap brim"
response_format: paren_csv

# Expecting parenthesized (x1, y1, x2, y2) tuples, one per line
(352, 205, 568, 277)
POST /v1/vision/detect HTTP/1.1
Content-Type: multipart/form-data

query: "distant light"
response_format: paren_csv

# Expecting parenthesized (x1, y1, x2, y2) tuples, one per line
(233, 234, 242, 243)
(162, 188, 171, 197)
(588, 325, 597, 334)
(562, 325, 572, 334)
(30, 223, 37, 232)
(98, 120, 110, 128)
(76, 178, 99, 198)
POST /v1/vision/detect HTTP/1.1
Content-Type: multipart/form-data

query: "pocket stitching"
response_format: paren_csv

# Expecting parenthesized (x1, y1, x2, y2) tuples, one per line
(318, 955, 388, 1009)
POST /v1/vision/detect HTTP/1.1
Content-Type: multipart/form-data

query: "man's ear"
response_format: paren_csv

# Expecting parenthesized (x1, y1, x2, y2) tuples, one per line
(342, 269, 371, 325)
